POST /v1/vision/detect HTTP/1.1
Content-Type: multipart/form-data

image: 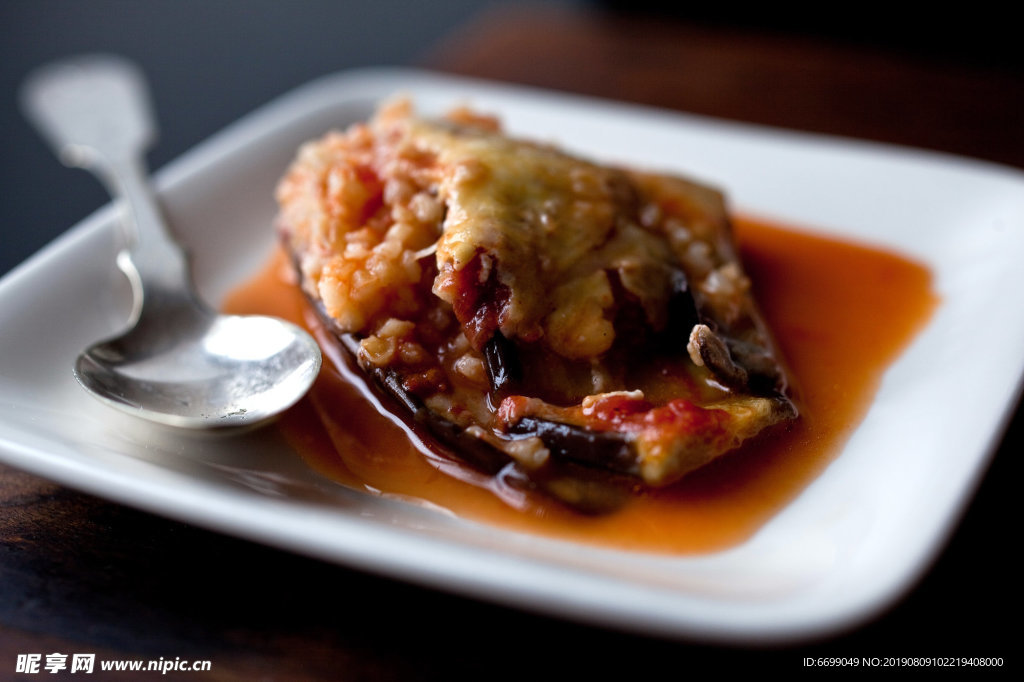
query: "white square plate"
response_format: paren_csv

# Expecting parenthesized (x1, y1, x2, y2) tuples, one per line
(2, 68, 1022, 643)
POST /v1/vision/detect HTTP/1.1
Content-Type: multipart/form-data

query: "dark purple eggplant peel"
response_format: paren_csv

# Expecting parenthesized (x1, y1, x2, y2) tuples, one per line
(275, 99, 797, 513)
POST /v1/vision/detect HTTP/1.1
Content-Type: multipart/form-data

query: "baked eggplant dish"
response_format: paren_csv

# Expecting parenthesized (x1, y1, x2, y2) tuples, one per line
(275, 99, 797, 512)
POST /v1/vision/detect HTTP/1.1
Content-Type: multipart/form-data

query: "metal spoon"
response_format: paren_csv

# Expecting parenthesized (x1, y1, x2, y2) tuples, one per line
(20, 54, 322, 429)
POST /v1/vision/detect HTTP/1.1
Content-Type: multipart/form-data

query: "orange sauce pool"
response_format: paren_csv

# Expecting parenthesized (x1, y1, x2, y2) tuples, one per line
(223, 217, 938, 554)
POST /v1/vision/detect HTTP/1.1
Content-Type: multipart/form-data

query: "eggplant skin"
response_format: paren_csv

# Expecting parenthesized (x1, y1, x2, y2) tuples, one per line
(313, 303, 635, 513)
(275, 98, 798, 505)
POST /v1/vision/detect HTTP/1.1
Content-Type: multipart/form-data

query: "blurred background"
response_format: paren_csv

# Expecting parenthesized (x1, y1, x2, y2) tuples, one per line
(1, 0, 1019, 676)
(3, 0, 1020, 277)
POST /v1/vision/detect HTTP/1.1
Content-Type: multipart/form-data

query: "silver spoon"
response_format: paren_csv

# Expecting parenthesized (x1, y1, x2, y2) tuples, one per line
(21, 54, 322, 429)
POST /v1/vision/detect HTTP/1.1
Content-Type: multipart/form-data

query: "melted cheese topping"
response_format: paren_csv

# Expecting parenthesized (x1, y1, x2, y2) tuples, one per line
(394, 113, 679, 359)
(276, 99, 738, 363)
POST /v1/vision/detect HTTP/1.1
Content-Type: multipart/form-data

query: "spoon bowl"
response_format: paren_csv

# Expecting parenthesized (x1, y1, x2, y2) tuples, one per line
(74, 306, 321, 429)
(21, 54, 321, 429)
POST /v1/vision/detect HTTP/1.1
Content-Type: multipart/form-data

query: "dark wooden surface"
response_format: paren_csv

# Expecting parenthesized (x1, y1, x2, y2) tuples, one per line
(2, 3, 1019, 678)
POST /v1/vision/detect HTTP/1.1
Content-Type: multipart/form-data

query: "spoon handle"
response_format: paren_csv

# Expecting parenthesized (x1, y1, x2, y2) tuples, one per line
(19, 54, 198, 317)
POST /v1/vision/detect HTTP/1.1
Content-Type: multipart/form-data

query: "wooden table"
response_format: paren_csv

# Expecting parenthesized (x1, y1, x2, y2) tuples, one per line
(3, 5, 1018, 676)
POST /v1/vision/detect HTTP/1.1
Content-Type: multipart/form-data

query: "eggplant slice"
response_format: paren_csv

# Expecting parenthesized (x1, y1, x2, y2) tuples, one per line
(275, 99, 797, 512)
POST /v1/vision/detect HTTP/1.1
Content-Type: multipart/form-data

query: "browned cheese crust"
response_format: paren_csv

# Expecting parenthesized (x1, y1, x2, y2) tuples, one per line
(275, 98, 797, 494)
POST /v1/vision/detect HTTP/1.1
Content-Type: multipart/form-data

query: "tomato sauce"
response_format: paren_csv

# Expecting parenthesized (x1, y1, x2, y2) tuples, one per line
(222, 217, 938, 554)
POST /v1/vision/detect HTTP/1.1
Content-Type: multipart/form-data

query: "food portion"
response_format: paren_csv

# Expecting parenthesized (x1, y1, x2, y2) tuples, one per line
(275, 98, 797, 509)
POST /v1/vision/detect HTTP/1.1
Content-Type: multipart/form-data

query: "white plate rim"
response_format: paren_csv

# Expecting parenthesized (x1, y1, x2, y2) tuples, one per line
(1, 66, 1022, 644)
